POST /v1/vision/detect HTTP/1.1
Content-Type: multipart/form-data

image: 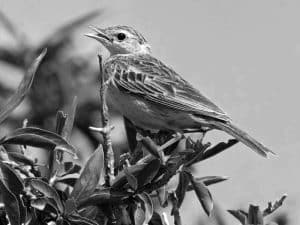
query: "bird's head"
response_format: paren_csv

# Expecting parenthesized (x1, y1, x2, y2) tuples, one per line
(86, 25, 151, 55)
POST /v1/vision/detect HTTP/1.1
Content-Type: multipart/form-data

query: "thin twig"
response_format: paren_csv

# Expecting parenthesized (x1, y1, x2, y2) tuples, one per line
(90, 55, 115, 187)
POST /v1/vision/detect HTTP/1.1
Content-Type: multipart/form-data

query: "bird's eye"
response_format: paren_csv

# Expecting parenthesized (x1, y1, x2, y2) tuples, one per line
(117, 33, 126, 41)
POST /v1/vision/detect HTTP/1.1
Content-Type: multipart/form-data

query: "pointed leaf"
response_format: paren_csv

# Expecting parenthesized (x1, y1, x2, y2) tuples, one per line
(124, 167, 138, 190)
(63, 162, 81, 175)
(124, 117, 138, 153)
(78, 189, 128, 208)
(56, 177, 77, 187)
(227, 210, 247, 224)
(175, 171, 190, 208)
(0, 163, 27, 224)
(0, 180, 20, 225)
(202, 139, 238, 160)
(196, 176, 229, 186)
(112, 163, 147, 189)
(1, 127, 77, 157)
(188, 173, 213, 216)
(187, 176, 229, 191)
(0, 161, 24, 195)
(157, 185, 168, 208)
(136, 159, 161, 187)
(0, 49, 46, 124)
(70, 145, 104, 202)
(30, 179, 64, 213)
(68, 213, 99, 225)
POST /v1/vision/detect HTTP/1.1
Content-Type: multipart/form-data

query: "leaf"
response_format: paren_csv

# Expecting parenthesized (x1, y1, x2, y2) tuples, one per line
(7, 152, 35, 166)
(0, 49, 46, 124)
(62, 96, 77, 141)
(134, 203, 145, 225)
(63, 162, 81, 175)
(0, 180, 20, 225)
(175, 171, 190, 208)
(188, 173, 213, 216)
(30, 198, 47, 211)
(157, 185, 168, 208)
(135, 159, 161, 188)
(186, 176, 229, 191)
(56, 177, 77, 187)
(0, 162, 27, 224)
(138, 193, 153, 225)
(112, 163, 147, 189)
(196, 176, 229, 186)
(31, 197, 59, 215)
(149, 212, 164, 225)
(248, 205, 264, 225)
(29, 179, 64, 213)
(124, 117, 137, 153)
(70, 145, 104, 202)
(202, 139, 238, 160)
(0, 161, 24, 195)
(1, 127, 77, 157)
(68, 213, 99, 225)
(124, 167, 138, 190)
(17, 196, 27, 224)
(227, 210, 247, 224)
(65, 198, 77, 216)
(77, 189, 128, 208)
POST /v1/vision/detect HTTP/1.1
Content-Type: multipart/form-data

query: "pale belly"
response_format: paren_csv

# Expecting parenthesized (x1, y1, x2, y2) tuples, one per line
(106, 84, 201, 131)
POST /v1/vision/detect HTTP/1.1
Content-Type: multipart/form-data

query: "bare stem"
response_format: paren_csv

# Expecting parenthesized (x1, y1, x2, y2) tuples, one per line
(263, 194, 287, 217)
(96, 55, 115, 187)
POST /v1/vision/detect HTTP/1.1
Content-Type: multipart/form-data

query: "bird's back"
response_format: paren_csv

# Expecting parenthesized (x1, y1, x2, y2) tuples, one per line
(104, 53, 230, 122)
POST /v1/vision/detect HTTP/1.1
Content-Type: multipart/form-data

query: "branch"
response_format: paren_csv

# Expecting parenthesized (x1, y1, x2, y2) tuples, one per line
(263, 194, 287, 217)
(89, 55, 114, 187)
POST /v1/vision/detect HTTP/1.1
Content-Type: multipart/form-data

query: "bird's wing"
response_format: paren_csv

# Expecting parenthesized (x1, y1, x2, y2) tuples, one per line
(106, 54, 230, 121)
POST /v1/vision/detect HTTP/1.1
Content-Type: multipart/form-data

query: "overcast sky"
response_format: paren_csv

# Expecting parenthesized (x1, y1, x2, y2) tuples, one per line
(1, 0, 300, 224)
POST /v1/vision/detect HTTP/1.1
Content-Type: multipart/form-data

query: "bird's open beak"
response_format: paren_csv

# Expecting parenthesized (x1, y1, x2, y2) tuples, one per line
(85, 26, 112, 43)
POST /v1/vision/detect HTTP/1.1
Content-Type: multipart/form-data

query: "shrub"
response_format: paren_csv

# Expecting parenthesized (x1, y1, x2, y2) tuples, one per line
(0, 50, 287, 225)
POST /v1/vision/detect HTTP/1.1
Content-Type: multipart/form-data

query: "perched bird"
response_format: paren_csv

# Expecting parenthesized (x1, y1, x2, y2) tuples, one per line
(86, 25, 274, 157)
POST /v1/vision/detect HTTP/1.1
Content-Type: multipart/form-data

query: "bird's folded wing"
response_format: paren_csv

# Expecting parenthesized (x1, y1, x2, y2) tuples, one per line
(109, 55, 229, 121)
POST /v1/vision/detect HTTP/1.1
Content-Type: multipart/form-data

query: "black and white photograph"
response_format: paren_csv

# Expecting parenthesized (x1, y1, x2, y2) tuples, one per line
(0, 1, 298, 224)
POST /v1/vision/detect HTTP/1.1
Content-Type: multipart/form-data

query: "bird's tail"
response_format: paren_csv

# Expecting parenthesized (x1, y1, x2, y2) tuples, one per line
(209, 121, 275, 157)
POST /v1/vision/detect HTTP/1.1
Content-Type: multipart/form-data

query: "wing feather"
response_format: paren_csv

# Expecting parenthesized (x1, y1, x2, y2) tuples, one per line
(105, 54, 229, 121)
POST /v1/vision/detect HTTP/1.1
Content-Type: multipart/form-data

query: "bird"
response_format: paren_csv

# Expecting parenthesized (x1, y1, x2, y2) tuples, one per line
(85, 25, 274, 157)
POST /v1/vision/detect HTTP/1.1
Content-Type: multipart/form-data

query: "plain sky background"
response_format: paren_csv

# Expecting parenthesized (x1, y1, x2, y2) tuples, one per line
(1, 0, 300, 224)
